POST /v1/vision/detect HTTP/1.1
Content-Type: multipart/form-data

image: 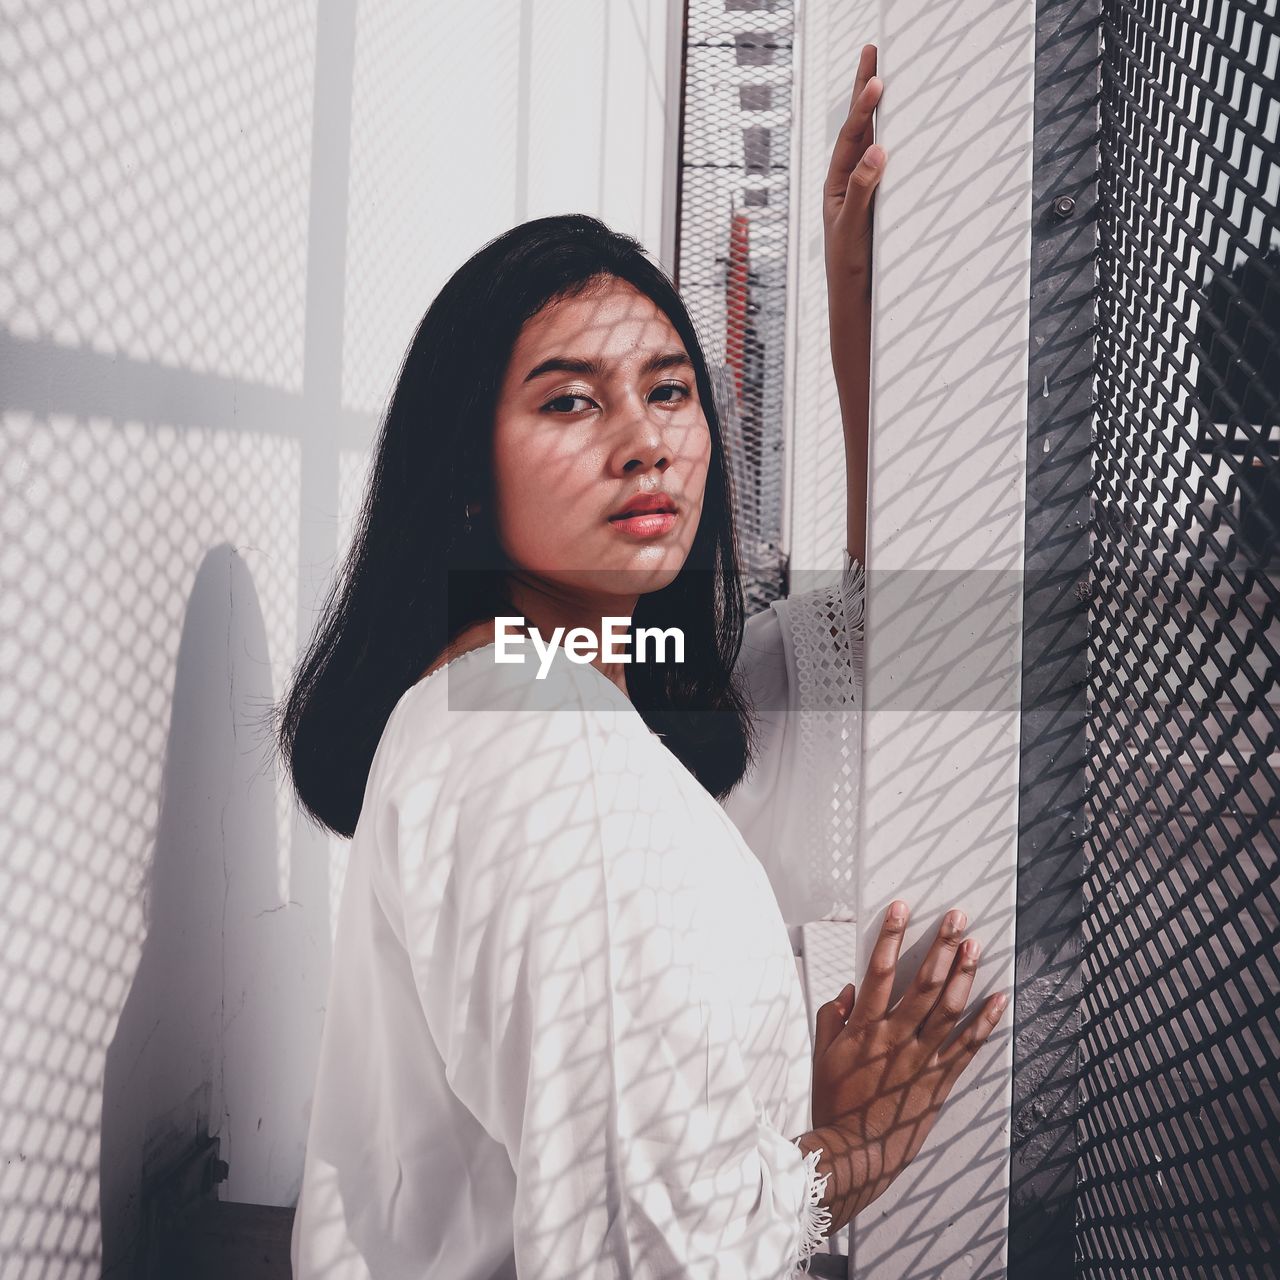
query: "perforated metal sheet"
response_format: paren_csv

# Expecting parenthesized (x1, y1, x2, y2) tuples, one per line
(1082, 0, 1280, 1271)
(675, 0, 795, 614)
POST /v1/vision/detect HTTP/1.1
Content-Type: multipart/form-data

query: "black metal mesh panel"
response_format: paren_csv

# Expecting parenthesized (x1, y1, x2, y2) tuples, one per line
(674, 0, 794, 613)
(1083, 0, 1280, 1272)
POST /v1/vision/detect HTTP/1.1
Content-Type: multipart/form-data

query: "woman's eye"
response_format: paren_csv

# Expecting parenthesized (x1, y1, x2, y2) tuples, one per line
(543, 392, 595, 414)
(651, 382, 691, 405)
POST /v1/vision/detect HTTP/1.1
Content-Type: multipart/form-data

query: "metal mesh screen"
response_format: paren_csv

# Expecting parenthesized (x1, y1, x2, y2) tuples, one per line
(1083, 0, 1280, 1271)
(674, 0, 795, 613)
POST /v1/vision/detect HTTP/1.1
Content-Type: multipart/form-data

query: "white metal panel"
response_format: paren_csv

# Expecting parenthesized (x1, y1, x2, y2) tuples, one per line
(791, 0, 1036, 1273)
(856, 2, 1034, 1275)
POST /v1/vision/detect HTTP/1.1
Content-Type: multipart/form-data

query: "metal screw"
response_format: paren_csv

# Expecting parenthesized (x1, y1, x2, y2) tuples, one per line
(1052, 195, 1076, 220)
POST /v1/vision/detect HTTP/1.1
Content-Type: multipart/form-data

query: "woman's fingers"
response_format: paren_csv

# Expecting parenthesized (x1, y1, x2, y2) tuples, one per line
(813, 983, 855, 1059)
(893, 909, 967, 1028)
(851, 41, 877, 107)
(824, 45, 882, 201)
(916, 936, 981, 1045)
(937, 993, 1009, 1092)
(842, 138, 886, 210)
(850, 900, 909, 1024)
(825, 78, 883, 201)
(845, 75, 883, 141)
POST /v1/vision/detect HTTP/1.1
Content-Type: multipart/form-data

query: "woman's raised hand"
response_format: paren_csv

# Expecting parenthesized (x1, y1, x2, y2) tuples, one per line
(803, 901, 1008, 1229)
(824, 42, 883, 569)
(823, 42, 885, 288)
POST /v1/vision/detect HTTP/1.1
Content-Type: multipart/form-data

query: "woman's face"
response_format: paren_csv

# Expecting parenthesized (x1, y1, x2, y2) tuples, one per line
(490, 275, 712, 606)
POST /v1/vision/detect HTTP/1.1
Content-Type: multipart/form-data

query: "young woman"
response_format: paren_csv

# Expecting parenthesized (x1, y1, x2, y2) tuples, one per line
(282, 47, 1006, 1279)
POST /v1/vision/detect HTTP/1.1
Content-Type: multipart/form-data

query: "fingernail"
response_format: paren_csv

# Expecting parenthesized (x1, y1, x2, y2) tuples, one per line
(994, 993, 1009, 1014)
(888, 900, 906, 923)
(865, 144, 885, 169)
(964, 938, 981, 961)
(945, 910, 966, 935)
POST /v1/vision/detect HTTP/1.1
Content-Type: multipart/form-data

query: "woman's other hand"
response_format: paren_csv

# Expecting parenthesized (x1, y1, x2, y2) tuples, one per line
(824, 42, 883, 569)
(823, 43, 884, 290)
(808, 900, 1008, 1224)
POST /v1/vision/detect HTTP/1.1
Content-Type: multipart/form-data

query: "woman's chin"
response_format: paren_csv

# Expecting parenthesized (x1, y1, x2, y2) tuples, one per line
(545, 556, 686, 601)
(623, 561, 686, 598)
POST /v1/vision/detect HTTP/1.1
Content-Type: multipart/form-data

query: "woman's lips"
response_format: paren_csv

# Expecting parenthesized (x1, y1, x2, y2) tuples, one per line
(608, 511, 678, 538)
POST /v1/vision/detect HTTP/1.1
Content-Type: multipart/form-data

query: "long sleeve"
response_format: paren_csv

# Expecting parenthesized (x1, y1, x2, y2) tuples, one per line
(722, 550, 866, 942)
(382, 666, 834, 1278)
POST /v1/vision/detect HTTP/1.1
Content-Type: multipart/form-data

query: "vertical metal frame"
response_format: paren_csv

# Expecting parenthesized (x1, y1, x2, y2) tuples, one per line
(666, 0, 692, 283)
(1008, 0, 1099, 1274)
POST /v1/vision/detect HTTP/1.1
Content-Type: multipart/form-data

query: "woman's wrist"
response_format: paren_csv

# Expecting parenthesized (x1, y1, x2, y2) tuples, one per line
(794, 1125, 873, 1236)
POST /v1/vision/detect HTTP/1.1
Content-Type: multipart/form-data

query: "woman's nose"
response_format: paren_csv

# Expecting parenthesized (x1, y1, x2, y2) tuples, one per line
(614, 408, 671, 473)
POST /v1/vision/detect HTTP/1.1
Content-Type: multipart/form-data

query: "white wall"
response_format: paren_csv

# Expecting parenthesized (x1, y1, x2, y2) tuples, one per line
(0, 2, 681, 1274)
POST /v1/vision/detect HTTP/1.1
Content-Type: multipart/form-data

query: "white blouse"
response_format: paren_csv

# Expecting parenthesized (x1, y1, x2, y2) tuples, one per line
(290, 553, 866, 1279)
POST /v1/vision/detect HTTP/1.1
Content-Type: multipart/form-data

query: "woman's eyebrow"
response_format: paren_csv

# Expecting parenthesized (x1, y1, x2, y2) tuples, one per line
(523, 351, 692, 383)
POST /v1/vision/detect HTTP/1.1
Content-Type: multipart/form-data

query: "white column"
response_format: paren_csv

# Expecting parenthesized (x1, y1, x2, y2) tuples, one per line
(790, 0, 1037, 1273)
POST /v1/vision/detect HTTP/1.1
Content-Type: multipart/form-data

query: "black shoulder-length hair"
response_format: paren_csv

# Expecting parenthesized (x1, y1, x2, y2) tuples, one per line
(274, 213, 760, 838)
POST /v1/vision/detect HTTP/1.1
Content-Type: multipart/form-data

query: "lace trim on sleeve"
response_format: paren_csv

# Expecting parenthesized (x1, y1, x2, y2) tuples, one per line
(756, 1104, 834, 1275)
(791, 1139, 835, 1275)
(779, 552, 866, 921)
(840, 552, 866, 695)
(786, 551, 864, 709)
